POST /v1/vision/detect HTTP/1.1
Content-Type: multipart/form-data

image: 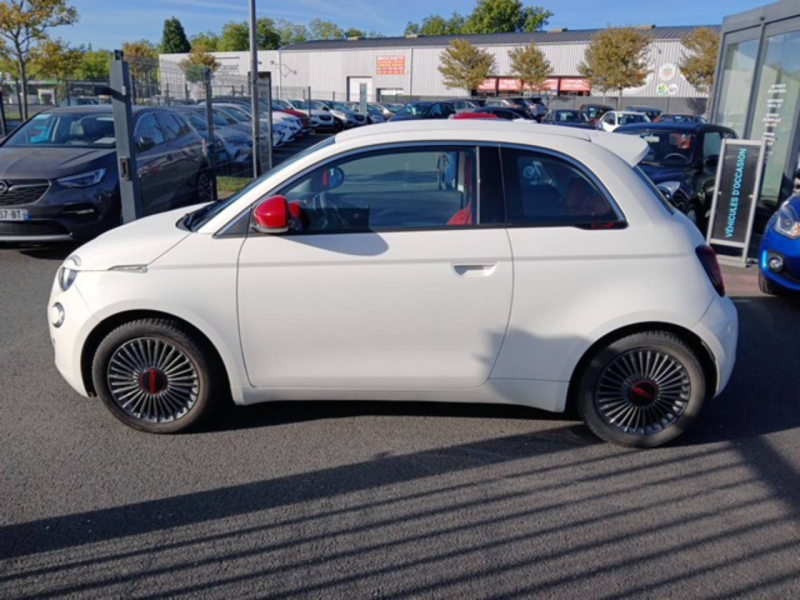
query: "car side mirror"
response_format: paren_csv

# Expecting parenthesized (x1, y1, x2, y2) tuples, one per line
(253, 195, 289, 234)
(137, 136, 156, 152)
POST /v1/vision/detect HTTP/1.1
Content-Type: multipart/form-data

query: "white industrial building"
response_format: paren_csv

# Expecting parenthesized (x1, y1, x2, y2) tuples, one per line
(160, 25, 717, 109)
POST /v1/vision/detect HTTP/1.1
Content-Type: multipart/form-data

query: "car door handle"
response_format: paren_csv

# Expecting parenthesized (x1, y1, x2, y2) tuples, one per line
(452, 263, 497, 278)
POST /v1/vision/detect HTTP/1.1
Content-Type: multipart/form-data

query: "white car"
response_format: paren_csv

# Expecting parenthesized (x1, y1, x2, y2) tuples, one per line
(597, 110, 651, 132)
(48, 121, 737, 447)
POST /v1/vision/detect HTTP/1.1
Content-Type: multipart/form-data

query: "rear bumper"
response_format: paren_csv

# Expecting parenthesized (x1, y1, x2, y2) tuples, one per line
(692, 294, 739, 396)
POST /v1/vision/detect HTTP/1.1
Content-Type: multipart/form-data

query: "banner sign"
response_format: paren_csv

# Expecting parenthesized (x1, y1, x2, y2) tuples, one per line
(706, 139, 766, 266)
(558, 78, 591, 93)
(376, 55, 405, 75)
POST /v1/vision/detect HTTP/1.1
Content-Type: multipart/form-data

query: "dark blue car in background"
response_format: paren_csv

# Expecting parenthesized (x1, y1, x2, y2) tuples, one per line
(759, 195, 800, 295)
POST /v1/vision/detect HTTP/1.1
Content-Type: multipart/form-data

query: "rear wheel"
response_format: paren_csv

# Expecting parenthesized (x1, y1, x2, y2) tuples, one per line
(92, 318, 220, 433)
(577, 331, 706, 448)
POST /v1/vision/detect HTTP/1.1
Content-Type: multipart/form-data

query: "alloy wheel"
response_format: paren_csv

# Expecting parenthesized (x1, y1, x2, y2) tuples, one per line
(594, 349, 691, 435)
(107, 337, 200, 423)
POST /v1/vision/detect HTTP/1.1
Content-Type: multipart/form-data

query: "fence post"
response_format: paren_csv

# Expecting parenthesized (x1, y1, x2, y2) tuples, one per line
(306, 86, 311, 117)
(185, 82, 190, 103)
(203, 68, 218, 202)
(110, 50, 143, 223)
(0, 89, 6, 136)
(264, 73, 273, 171)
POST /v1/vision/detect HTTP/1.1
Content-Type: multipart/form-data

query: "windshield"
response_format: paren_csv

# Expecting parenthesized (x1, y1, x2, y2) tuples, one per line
(4, 111, 115, 148)
(396, 103, 431, 117)
(554, 111, 587, 122)
(182, 136, 337, 231)
(273, 100, 291, 110)
(622, 129, 697, 167)
(217, 106, 250, 122)
(618, 113, 649, 126)
(289, 99, 310, 109)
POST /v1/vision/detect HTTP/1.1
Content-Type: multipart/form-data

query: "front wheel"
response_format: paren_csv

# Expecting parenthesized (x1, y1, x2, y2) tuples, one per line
(577, 331, 706, 448)
(92, 318, 220, 433)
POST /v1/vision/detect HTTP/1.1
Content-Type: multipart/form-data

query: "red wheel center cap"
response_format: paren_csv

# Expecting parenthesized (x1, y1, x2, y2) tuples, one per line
(139, 369, 168, 394)
(630, 381, 658, 405)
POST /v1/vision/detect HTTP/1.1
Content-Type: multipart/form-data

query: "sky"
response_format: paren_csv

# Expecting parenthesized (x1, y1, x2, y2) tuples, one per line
(64, 0, 768, 49)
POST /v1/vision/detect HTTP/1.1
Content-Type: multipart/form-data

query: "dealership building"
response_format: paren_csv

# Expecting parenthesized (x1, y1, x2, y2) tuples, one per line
(160, 25, 716, 111)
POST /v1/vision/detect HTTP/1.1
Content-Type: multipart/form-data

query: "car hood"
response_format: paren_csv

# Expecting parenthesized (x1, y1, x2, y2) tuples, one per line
(70, 205, 201, 272)
(0, 147, 115, 180)
(639, 163, 690, 184)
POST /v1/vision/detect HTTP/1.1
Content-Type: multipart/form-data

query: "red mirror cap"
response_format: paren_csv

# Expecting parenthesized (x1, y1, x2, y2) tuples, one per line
(253, 195, 288, 233)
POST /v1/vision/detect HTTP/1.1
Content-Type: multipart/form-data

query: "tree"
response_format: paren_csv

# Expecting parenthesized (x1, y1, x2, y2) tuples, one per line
(578, 27, 652, 108)
(463, 0, 551, 35)
(438, 39, 496, 95)
(508, 43, 551, 91)
(30, 37, 82, 79)
(0, 0, 79, 119)
(679, 27, 719, 95)
(189, 31, 219, 53)
(344, 27, 365, 39)
(256, 17, 281, 49)
(75, 46, 112, 80)
(121, 39, 158, 81)
(217, 21, 249, 51)
(275, 19, 308, 46)
(308, 18, 344, 41)
(161, 17, 190, 54)
(405, 12, 465, 36)
(180, 46, 219, 83)
(404, 22, 420, 36)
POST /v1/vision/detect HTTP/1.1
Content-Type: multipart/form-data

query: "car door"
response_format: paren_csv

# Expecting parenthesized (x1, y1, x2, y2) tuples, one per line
(156, 111, 203, 206)
(601, 113, 616, 132)
(237, 144, 513, 390)
(133, 112, 172, 215)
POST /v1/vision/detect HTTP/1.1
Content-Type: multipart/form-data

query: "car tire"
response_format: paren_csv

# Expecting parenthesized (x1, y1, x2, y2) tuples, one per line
(333, 118, 344, 133)
(758, 272, 780, 296)
(684, 200, 705, 232)
(576, 331, 706, 448)
(92, 318, 221, 434)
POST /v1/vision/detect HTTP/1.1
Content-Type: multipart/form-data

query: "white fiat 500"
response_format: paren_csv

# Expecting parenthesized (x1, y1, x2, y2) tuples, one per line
(49, 121, 737, 447)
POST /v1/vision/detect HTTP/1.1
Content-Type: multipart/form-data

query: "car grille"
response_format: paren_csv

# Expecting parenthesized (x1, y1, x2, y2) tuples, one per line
(0, 221, 69, 236)
(0, 180, 50, 206)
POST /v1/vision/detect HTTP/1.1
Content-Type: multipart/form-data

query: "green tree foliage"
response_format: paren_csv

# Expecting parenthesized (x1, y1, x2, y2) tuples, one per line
(508, 42, 551, 91)
(438, 38, 496, 95)
(275, 19, 308, 46)
(0, 0, 79, 118)
(578, 27, 652, 107)
(189, 31, 220, 53)
(161, 16, 190, 54)
(308, 18, 344, 41)
(217, 21, 249, 51)
(180, 46, 220, 83)
(679, 27, 719, 94)
(406, 1, 551, 37)
(257, 17, 281, 50)
(121, 39, 158, 80)
(30, 37, 82, 79)
(463, 0, 551, 34)
(344, 28, 365, 38)
(75, 45, 111, 80)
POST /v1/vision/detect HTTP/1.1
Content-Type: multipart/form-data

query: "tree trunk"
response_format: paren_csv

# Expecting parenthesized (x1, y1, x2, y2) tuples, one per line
(617, 88, 623, 111)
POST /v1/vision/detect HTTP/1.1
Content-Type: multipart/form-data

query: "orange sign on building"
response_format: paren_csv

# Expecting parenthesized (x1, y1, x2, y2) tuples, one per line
(377, 55, 406, 75)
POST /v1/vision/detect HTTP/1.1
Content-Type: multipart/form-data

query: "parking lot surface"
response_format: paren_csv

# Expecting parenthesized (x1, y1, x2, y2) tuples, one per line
(1, 244, 799, 598)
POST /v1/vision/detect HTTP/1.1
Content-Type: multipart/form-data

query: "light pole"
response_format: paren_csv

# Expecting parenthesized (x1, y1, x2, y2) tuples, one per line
(249, 0, 261, 177)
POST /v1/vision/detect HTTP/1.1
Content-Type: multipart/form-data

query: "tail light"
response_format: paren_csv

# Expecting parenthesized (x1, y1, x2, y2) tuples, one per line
(696, 245, 725, 297)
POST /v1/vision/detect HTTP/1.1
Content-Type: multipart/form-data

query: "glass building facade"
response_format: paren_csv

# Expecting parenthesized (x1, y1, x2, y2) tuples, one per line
(711, 0, 800, 224)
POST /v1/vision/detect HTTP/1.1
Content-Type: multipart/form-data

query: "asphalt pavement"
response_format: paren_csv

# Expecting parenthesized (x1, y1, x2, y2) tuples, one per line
(1, 239, 799, 599)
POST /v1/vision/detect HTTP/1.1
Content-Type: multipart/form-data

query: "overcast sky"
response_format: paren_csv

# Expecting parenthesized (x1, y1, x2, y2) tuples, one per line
(65, 0, 766, 49)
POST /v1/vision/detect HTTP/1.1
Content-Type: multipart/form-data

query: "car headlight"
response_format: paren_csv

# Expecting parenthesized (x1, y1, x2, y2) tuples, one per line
(657, 181, 681, 201)
(774, 203, 800, 239)
(57, 169, 106, 188)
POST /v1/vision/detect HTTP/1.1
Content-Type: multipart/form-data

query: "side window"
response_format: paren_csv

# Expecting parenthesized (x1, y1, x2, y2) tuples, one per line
(703, 132, 723, 160)
(429, 104, 443, 118)
(158, 112, 190, 141)
(277, 147, 478, 233)
(441, 104, 455, 117)
(501, 147, 620, 226)
(134, 114, 165, 149)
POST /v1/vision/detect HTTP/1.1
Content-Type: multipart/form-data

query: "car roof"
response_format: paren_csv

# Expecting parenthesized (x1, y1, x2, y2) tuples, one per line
(336, 120, 649, 166)
(616, 121, 735, 135)
(627, 105, 660, 110)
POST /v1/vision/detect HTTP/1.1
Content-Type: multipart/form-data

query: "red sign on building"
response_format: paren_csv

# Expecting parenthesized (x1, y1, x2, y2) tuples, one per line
(376, 55, 405, 75)
(559, 78, 591, 93)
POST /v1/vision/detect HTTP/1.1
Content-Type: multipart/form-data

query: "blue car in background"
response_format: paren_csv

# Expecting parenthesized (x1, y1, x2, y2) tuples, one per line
(759, 195, 800, 295)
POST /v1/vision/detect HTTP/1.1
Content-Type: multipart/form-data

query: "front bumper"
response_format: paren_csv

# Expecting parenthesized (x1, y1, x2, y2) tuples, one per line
(0, 177, 119, 241)
(760, 226, 800, 293)
(692, 294, 739, 396)
(48, 277, 99, 397)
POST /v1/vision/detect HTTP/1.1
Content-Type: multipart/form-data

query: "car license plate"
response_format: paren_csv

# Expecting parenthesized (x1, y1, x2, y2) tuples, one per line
(0, 208, 29, 221)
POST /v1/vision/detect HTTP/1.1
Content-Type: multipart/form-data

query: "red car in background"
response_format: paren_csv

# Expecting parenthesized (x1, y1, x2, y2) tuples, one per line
(451, 112, 499, 120)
